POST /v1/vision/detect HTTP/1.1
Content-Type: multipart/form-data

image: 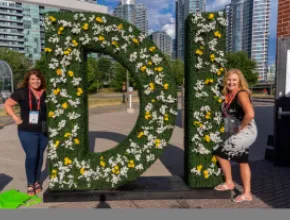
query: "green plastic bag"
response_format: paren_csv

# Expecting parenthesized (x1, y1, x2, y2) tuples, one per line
(0, 189, 42, 209)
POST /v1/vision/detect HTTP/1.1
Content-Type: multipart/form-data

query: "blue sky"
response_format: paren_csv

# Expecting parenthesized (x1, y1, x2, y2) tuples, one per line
(98, 0, 278, 65)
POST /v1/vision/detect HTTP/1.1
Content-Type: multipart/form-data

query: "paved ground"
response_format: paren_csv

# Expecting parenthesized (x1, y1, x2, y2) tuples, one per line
(1, 101, 290, 209)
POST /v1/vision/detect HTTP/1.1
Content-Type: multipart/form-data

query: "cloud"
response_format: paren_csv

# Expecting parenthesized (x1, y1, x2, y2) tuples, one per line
(206, 0, 231, 11)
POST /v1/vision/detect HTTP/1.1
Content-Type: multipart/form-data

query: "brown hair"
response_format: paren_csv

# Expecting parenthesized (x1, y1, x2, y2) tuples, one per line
(18, 69, 46, 90)
(222, 68, 251, 97)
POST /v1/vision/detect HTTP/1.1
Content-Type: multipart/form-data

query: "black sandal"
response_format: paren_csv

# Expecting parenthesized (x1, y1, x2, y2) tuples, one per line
(34, 181, 42, 194)
(27, 185, 35, 196)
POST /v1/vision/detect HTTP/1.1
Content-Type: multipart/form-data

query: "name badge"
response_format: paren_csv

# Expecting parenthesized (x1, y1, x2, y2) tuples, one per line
(29, 111, 39, 124)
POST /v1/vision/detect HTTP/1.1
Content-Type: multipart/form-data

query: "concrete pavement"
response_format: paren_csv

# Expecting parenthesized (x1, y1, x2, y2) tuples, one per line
(1, 102, 290, 208)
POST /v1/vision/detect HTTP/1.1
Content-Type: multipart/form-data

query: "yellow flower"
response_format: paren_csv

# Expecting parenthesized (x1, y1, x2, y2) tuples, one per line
(112, 41, 118, 47)
(145, 111, 152, 120)
(64, 157, 72, 165)
(152, 99, 155, 103)
(51, 169, 57, 178)
(74, 138, 80, 144)
(64, 133, 71, 138)
(117, 23, 123, 30)
(112, 165, 120, 174)
(140, 66, 147, 72)
(44, 48, 52, 52)
(138, 131, 144, 138)
(132, 38, 139, 44)
(155, 67, 163, 72)
(219, 127, 225, 133)
(218, 99, 222, 103)
(210, 54, 215, 62)
(83, 23, 89, 30)
(164, 114, 169, 121)
(193, 121, 201, 127)
(163, 83, 169, 90)
(72, 40, 78, 47)
(68, 71, 74, 77)
(203, 170, 209, 179)
(55, 140, 60, 148)
(62, 102, 68, 109)
(149, 82, 155, 91)
(96, 17, 103, 23)
(63, 50, 70, 55)
(205, 78, 214, 85)
(98, 36, 105, 41)
(59, 26, 64, 31)
(195, 49, 203, 56)
(200, 46, 204, 50)
(197, 165, 203, 172)
(52, 169, 57, 175)
(155, 139, 161, 148)
(77, 88, 83, 96)
(147, 61, 153, 65)
(205, 112, 211, 119)
(80, 168, 85, 175)
(204, 135, 211, 143)
(57, 31, 61, 35)
(48, 111, 55, 118)
(208, 13, 215, 20)
(56, 69, 62, 76)
(212, 156, 217, 164)
(214, 31, 222, 38)
(149, 46, 156, 52)
(53, 88, 60, 95)
(128, 160, 135, 168)
(100, 160, 106, 167)
(49, 16, 56, 22)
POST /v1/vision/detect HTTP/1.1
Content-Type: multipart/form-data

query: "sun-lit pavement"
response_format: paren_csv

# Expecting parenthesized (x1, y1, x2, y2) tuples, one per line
(1, 101, 290, 208)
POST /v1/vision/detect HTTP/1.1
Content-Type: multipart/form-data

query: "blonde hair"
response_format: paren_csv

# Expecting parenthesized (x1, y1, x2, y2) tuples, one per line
(222, 68, 251, 96)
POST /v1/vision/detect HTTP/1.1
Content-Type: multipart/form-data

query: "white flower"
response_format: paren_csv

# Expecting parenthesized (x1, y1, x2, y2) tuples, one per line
(129, 26, 133, 33)
(71, 77, 82, 86)
(145, 103, 153, 112)
(58, 120, 66, 131)
(193, 143, 211, 155)
(146, 154, 155, 162)
(68, 112, 81, 120)
(129, 52, 138, 62)
(151, 54, 163, 65)
(135, 164, 144, 170)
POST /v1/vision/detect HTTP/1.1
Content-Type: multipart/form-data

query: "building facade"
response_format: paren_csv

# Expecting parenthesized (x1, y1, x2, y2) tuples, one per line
(0, 0, 107, 64)
(113, 0, 148, 35)
(0, 1, 24, 53)
(226, 0, 270, 82)
(176, 0, 206, 61)
(149, 31, 172, 58)
(277, 0, 290, 37)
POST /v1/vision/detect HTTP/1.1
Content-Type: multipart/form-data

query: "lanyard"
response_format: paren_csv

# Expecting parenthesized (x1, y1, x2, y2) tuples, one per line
(29, 88, 41, 111)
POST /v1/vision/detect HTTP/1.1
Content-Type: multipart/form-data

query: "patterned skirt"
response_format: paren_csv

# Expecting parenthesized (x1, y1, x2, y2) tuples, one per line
(214, 119, 258, 163)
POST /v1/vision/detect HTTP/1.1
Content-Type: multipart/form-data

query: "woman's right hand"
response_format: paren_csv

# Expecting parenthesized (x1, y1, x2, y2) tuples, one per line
(13, 115, 23, 125)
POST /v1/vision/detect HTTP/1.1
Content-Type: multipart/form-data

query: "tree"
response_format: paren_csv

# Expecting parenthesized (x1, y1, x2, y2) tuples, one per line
(0, 48, 32, 90)
(225, 51, 259, 86)
(33, 53, 48, 76)
(96, 57, 113, 85)
(171, 59, 184, 86)
(86, 57, 101, 93)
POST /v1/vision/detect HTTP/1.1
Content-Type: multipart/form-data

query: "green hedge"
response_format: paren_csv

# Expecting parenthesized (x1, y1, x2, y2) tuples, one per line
(184, 11, 227, 188)
(44, 12, 177, 190)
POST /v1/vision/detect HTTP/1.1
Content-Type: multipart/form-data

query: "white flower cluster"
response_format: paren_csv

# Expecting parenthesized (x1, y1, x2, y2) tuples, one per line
(45, 13, 177, 189)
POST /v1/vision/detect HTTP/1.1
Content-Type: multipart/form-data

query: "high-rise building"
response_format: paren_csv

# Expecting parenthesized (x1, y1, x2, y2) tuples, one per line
(135, 3, 148, 35)
(226, 0, 270, 82)
(149, 31, 172, 58)
(0, 1, 25, 53)
(113, 0, 148, 35)
(176, 0, 206, 61)
(0, 0, 107, 64)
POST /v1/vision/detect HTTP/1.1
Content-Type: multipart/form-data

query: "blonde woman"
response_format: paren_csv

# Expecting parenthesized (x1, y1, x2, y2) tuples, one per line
(213, 68, 258, 203)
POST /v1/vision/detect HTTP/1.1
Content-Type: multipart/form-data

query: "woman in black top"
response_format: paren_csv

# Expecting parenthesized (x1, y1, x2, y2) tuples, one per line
(4, 69, 47, 196)
(213, 69, 258, 203)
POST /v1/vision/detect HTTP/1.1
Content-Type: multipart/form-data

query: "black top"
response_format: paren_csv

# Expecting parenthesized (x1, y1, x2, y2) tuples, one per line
(10, 86, 47, 132)
(222, 90, 249, 121)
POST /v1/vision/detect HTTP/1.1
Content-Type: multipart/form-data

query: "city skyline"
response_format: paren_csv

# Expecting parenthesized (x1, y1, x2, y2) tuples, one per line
(101, 0, 278, 65)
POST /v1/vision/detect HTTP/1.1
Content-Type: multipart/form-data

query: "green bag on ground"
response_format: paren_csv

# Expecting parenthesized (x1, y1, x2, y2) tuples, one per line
(0, 189, 42, 209)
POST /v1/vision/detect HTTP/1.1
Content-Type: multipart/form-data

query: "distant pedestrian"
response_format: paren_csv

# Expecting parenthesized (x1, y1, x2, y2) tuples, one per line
(213, 68, 258, 203)
(4, 69, 47, 196)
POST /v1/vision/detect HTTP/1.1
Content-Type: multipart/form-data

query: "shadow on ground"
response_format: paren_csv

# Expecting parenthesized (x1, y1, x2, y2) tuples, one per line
(0, 173, 13, 191)
(231, 160, 290, 208)
(88, 131, 184, 177)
